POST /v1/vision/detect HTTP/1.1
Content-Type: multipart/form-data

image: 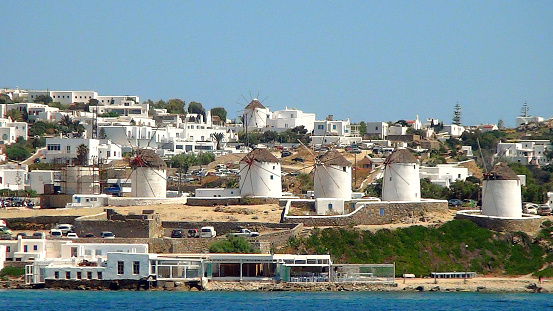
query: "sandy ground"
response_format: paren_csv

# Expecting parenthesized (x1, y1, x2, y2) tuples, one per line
(0, 203, 284, 223)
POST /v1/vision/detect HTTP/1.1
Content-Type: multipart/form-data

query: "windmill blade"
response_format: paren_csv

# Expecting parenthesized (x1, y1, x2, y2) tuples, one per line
(297, 139, 317, 159)
(477, 138, 488, 174)
(249, 164, 255, 196)
(253, 161, 281, 178)
(314, 166, 327, 197)
(260, 96, 268, 103)
(321, 164, 341, 189)
(140, 167, 157, 198)
(239, 165, 252, 194)
(387, 163, 411, 186)
(238, 161, 251, 175)
(242, 94, 249, 103)
(252, 165, 272, 191)
(249, 91, 252, 101)
(148, 167, 168, 182)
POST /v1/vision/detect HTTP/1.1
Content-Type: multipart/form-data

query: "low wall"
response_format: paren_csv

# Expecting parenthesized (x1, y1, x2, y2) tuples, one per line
(74, 217, 163, 239)
(455, 210, 542, 233)
(3, 215, 80, 230)
(282, 200, 448, 226)
(162, 221, 297, 236)
(108, 197, 187, 207)
(186, 197, 279, 206)
(76, 237, 220, 253)
(39, 195, 72, 209)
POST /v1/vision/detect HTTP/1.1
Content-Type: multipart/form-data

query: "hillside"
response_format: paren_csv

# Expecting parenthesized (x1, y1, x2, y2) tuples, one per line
(282, 219, 553, 277)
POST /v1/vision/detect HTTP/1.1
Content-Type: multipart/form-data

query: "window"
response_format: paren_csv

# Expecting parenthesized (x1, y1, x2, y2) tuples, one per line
(76, 272, 82, 279)
(97, 272, 103, 279)
(117, 261, 124, 274)
(375, 126, 379, 130)
(24, 245, 28, 252)
(54, 271, 59, 279)
(107, 151, 111, 157)
(458, 174, 461, 178)
(66, 145, 71, 153)
(379, 208, 384, 216)
(332, 125, 336, 130)
(47, 144, 61, 151)
(113, 151, 116, 157)
(328, 203, 333, 209)
(318, 125, 324, 130)
(87, 272, 92, 279)
(133, 261, 140, 274)
(33, 245, 38, 251)
(273, 166, 275, 169)
(6, 246, 10, 252)
(270, 175, 274, 180)
(66, 271, 71, 279)
(343, 167, 346, 172)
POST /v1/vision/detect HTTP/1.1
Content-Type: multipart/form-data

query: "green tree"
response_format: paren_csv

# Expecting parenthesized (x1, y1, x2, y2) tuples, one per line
(6, 144, 30, 161)
(364, 178, 382, 197)
(211, 132, 225, 150)
(188, 101, 206, 119)
(0, 94, 13, 104)
(359, 121, 367, 136)
(5, 109, 23, 122)
(198, 152, 215, 165)
(74, 144, 89, 166)
(452, 102, 462, 125)
(209, 235, 259, 253)
(34, 95, 52, 104)
(166, 99, 186, 114)
(210, 107, 227, 123)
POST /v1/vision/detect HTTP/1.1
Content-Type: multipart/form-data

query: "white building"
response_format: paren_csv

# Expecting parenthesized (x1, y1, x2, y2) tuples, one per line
(364, 122, 389, 139)
(0, 116, 28, 144)
(28, 170, 60, 195)
(312, 118, 361, 147)
(266, 107, 316, 132)
(0, 163, 29, 191)
(516, 116, 544, 127)
(382, 149, 421, 201)
(130, 149, 167, 198)
(496, 140, 551, 166)
(442, 124, 466, 138)
(419, 163, 469, 188)
(44, 138, 122, 165)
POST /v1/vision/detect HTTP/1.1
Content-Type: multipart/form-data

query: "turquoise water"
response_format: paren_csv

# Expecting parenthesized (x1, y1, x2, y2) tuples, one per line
(1, 290, 552, 310)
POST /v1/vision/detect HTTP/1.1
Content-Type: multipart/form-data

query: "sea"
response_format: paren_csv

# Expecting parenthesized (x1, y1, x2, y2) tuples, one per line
(1, 291, 552, 311)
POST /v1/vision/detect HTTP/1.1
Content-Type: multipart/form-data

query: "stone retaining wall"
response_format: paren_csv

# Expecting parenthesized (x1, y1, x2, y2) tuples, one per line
(74, 218, 163, 239)
(282, 200, 448, 226)
(186, 197, 279, 206)
(455, 212, 542, 233)
(3, 216, 80, 230)
(162, 221, 297, 236)
(108, 197, 187, 207)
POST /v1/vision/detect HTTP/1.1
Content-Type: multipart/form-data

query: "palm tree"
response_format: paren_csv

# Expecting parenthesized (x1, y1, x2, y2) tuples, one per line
(211, 132, 225, 150)
(60, 115, 72, 127)
(75, 144, 89, 166)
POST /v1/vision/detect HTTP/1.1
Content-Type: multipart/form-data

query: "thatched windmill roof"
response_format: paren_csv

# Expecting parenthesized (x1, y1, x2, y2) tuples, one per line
(130, 149, 167, 169)
(240, 148, 279, 163)
(384, 149, 418, 164)
(318, 150, 351, 166)
(244, 99, 266, 110)
(485, 162, 519, 180)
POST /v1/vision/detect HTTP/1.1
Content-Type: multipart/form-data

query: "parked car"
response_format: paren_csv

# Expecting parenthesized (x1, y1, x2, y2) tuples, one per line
(292, 157, 305, 162)
(348, 148, 362, 154)
(187, 228, 199, 238)
(281, 150, 292, 157)
(200, 226, 216, 238)
(448, 199, 463, 207)
(50, 229, 63, 238)
(171, 229, 184, 238)
(32, 232, 45, 239)
(101, 231, 115, 239)
(55, 224, 74, 235)
(84, 233, 95, 238)
(538, 205, 552, 216)
(523, 202, 539, 214)
(66, 232, 79, 239)
(16, 232, 27, 239)
(228, 229, 259, 237)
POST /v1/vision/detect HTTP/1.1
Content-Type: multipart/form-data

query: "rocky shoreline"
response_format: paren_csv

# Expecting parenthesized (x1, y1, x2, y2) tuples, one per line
(2, 276, 552, 293)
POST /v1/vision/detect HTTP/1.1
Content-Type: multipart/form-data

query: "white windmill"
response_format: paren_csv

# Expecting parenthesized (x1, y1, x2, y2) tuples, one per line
(382, 149, 421, 201)
(243, 99, 270, 130)
(313, 150, 352, 200)
(129, 149, 167, 198)
(239, 148, 282, 197)
(481, 162, 522, 218)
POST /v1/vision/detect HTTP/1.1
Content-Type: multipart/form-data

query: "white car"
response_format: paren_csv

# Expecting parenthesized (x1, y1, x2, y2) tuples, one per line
(50, 229, 63, 238)
(66, 232, 79, 239)
(55, 224, 74, 235)
(200, 226, 216, 238)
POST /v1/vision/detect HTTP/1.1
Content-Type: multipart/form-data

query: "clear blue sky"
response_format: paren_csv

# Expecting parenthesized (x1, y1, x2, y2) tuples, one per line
(2, 1, 552, 126)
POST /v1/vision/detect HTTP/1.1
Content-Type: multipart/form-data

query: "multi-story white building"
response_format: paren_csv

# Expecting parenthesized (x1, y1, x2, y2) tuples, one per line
(266, 107, 316, 132)
(442, 124, 466, 138)
(44, 138, 122, 165)
(312, 118, 361, 146)
(0, 163, 29, 190)
(419, 163, 470, 188)
(496, 140, 551, 166)
(516, 116, 544, 127)
(364, 122, 389, 139)
(0, 117, 28, 144)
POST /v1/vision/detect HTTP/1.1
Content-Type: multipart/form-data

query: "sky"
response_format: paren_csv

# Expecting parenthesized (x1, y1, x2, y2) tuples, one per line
(2, 1, 552, 127)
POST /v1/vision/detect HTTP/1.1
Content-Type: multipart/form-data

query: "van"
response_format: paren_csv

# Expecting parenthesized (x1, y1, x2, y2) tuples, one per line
(200, 226, 216, 238)
(50, 229, 63, 238)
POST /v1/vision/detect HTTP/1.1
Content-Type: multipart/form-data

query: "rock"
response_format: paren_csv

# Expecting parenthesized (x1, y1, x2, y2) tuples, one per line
(476, 286, 487, 292)
(429, 286, 440, 292)
(415, 286, 424, 292)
